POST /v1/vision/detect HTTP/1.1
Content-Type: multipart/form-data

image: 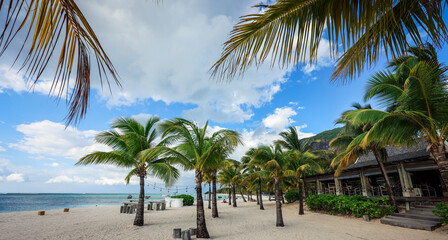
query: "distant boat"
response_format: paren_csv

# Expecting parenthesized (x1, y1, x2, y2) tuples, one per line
(145, 196, 150, 199)
(127, 195, 132, 199)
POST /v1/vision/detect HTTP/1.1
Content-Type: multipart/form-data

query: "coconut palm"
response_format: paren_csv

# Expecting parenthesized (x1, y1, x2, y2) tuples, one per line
(211, 0, 447, 82)
(347, 46, 448, 190)
(285, 151, 323, 215)
(330, 103, 397, 209)
(218, 160, 243, 207)
(0, 0, 119, 124)
(242, 148, 265, 210)
(159, 118, 241, 238)
(276, 126, 329, 197)
(76, 117, 179, 226)
(249, 143, 289, 227)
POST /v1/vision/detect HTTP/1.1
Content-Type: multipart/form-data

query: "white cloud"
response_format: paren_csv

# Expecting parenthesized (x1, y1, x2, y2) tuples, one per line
(0, 65, 57, 96)
(50, 163, 60, 167)
(70, 0, 292, 123)
(94, 177, 127, 186)
(0, 176, 3, 181)
(0, 146, 5, 152)
(262, 107, 297, 132)
(46, 175, 89, 184)
(6, 173, 24, 183)
(9, 120, 110, 160)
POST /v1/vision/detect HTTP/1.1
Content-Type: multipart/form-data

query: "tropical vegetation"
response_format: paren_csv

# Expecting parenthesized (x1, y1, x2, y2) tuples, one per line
(158, 118, 241, 238)
(306, 194, 396, 219)
(76, 117, 179, 226)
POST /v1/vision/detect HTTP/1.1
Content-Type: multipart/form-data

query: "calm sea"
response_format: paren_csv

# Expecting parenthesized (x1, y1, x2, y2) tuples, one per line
(0, 193, 167, 213)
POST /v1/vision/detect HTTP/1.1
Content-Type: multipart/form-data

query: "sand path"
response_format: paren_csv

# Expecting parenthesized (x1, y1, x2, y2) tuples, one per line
(1, 200, 447, 239)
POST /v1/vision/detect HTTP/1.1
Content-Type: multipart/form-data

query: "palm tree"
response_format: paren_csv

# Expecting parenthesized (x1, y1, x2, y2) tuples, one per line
(285, 151, 323, 215)
(0, 0, 119, 124)
(159, 118, 241, 238)
(76, 117, 179, 226)
(330, 103, 397, 209)
(218, 160, 242, 207)
(347, 44, 448, 190)
(211, 0, 447, 83)
(277, 126, 327, 197)
(250, 144, 289, 227)
(242, 148, 265, 210)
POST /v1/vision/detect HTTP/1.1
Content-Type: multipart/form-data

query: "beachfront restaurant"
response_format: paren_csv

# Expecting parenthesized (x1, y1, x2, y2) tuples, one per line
(306, 142, 448, 204)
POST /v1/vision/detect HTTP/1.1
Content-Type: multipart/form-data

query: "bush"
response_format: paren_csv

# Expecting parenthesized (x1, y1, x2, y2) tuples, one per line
(433, 202, 448, 225)
(284, 190, 300, 203)
(305, 194, 396, 219)
(172, 194, 194, 206)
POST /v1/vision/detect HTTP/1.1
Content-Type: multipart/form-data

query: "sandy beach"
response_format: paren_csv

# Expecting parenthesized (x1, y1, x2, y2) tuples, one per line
(0, 199, 447, 240)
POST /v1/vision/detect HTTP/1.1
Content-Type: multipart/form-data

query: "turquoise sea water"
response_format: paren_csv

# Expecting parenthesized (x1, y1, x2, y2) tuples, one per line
(0, 193, 167, 213)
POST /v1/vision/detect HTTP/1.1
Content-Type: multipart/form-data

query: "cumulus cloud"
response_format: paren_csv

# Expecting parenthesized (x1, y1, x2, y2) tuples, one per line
(50, 163, 60, 167)
(9, 120, 110, 160)
(0, 176, 2, 181)
(95, 177, 131, 186)
(69, 0, 294, 124)
(46, 175, 89, 184)
(6, 173, 24, 183)
(262, 107, 297, 132)
(0, 65, 58, 96)
(0, 146, 5, 152)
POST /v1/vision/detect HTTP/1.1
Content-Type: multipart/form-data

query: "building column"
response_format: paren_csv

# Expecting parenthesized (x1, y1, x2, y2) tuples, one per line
(316, 179, 323, 194)
(334, 177, 342, 195)
(397, 162, 416, 197)
(360, 168, 371, 197)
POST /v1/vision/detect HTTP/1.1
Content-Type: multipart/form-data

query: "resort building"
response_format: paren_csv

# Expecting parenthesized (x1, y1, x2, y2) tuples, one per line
(306, 140, 448, 202)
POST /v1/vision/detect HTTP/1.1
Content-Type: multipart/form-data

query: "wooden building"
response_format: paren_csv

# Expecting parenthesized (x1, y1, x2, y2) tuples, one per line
(306, 141, 448, 200)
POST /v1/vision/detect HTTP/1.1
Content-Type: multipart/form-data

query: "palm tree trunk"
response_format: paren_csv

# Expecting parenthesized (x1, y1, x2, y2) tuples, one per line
(303, 175, 308, 198)
(228, 188, 231, 205)
(232, 185, 237, 207)
(258, 177, 264, 210)
(247, 191, 250, 202)
(274, 177, 284, 227)
(373, 149, 397, 211)
(208, 183, 211, 209)
(212, 171, 218, 218)
(430, 142, 448, 191)
(298, 178, 304, 215)
(280, 188, 285, 204)
(195, 170, 210, 238)
(256, 189, 260, 205)
(133, 174, 145, 226)
(240, 189, 247, 202)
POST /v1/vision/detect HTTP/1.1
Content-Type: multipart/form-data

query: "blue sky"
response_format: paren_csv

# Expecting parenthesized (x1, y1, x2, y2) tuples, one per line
(1, 0, 447, 193)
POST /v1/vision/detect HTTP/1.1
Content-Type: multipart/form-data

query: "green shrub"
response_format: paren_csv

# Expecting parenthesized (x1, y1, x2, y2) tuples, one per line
(172, 194, 194, 206)
(305, 194, 396, 219)
(433, 202, 448, 225)
(284, 190, 300, 203)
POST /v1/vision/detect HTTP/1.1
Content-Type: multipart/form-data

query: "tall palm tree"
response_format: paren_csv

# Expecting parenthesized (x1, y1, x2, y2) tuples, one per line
(0, 0, 119, 124)
(242, 148, 265, 210)
(211, 0, 447, 83)
(76, 117, 179, 226)
(159, 118, 241, 238)
(218, 160, 242, 207)
(347, 45, 448, 190)
(285, 151, 323, 215)
(250, 143, 289, 227)
(277, 126, 328, 197)
(330, 103, 397, 209)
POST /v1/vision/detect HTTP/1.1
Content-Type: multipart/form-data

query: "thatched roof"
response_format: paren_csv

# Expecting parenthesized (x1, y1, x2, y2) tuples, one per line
(346, 141, 429, 170)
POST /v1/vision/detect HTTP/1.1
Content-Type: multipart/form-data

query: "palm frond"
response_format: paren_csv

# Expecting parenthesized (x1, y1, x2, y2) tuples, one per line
(211, 0, 446, 83)
(0, 0, 119, 124)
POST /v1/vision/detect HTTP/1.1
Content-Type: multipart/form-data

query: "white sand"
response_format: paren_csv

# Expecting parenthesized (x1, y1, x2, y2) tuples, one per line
(1, 199, 447, 240)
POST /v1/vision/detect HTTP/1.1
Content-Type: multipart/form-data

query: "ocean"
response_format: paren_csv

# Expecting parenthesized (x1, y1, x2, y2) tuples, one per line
(0, 193, 167, 213)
